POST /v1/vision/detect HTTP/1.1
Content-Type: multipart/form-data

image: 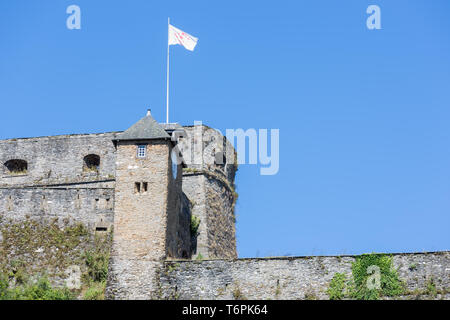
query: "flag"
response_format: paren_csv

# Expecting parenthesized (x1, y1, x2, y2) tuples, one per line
(169, 24, 198, 51)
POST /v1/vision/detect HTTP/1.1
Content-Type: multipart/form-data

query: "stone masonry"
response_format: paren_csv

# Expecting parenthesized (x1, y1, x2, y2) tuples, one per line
(1, 111, 449, 300)
(159, 252, 450, 300)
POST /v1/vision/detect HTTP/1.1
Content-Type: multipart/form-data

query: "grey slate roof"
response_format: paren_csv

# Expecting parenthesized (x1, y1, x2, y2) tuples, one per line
(115, 112, 170, 141)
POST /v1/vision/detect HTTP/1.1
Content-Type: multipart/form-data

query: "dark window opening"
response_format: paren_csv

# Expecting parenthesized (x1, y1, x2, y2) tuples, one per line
(143, 182, 148, 192)
(4, 159, 28, 175)
(135, 182, 141, 193)
(214, 151, 226, 168)
(83, 154, 100, 173)
(106, 198, 112, 210)
(95, 227, 108, 232)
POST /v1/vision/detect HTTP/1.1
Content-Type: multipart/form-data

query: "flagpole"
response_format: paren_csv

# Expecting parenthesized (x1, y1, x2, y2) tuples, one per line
(166, 17, 170, 124)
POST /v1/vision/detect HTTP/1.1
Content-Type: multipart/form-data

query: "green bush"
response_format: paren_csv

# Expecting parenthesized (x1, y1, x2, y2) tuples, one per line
(190, 215, 201, 237)
(0, 276, 74, 300)
(195, 253, 204, 260)
(0, 219, 112, 300)
(327, 254, 404, 300)
(83, 282, 106, 300)
(350, 254, 404, 300)
(0, 274, 10, 300)
(327, 273, 347, 300)
(83, 249, 109, 283)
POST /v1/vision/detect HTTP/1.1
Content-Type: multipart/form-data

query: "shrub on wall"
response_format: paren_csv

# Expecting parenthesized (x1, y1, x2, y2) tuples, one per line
(190, 215, 201, 237)
(327, 273, 347, 300)
(350, 253, 404, 299)
(0, 217, 112, 300)
(327, 253, 404, 300)
(0, 275, 74, 300)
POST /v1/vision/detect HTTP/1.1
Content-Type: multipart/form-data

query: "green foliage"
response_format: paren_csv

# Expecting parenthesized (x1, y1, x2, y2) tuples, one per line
(304, 291, 318, 300)
(327, 254, 404, 300)
(0, 275, 74, 300)
(350, 254, 404, 300)
(0, 218, 90, 276)
(190, 215, 201, 237)
(0, 218, 112, 300)
(8, 260, 28, 285)
(167, 263, 180, 273)
(0, 273, 10, 300)
(83, 282, 106, 300)
(408, 263, 417, 271)
(82, 237, 110, 284)
(327, 273, 347, 300)
(195, 253, 204, 260)
(232, 286, 246, 300)
(78, 235, 111, 300)
(426, 278, 437, 298)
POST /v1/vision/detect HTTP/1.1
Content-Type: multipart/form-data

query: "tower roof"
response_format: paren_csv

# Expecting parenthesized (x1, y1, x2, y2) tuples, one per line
(115, 110, 170, 141)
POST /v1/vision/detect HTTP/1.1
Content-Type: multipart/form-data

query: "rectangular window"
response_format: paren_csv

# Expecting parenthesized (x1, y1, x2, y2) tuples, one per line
(143, 182, 148, 192)
(135, 182, 141, 193)
(137, 145, 147, 158)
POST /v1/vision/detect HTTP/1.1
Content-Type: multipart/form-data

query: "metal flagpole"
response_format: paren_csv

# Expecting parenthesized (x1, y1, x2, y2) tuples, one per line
(166, 17, 170, 123)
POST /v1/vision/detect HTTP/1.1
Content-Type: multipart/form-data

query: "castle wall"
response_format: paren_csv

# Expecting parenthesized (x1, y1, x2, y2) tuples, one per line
(108, 140, 176, 299)
(158, 252, 450, 300)
(179, 126, 238, 259)
(0, 133, 118, 187)
(0, 124, 238, 262)
(166, 151, 190, 259)
(182, 174, 208, 257)
(0, 187, 114, 230)
(0, 122, 241, 298)
(204, 176, 237, 259)
(182, 172, 237, 259)
(112, 141, 170, 261)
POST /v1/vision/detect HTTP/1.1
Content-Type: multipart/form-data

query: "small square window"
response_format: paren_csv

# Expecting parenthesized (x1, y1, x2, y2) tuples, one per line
(137, 145, 147, 158)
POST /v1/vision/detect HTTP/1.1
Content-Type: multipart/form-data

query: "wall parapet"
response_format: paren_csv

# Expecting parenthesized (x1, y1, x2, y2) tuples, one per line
(158, 251, 450, 300)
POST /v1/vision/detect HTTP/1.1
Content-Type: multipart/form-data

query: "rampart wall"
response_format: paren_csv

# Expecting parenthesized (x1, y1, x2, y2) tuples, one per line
(159, 252, 450, 300)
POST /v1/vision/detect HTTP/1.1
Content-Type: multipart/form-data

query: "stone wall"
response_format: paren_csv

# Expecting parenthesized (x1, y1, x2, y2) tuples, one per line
(0, 133, 118, 187)
(158, 252, 450, 300)
(108, 139, 183, 299)
(182, 174, 207, 257)
(166, 146, 190, 260)
(0, 187, 114, 231)
(204, 176, 237, 259)
(180, 125, 238, 259)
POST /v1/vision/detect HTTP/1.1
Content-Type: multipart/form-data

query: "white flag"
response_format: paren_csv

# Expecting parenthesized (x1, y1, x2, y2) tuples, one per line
(169, 24, 198, 51)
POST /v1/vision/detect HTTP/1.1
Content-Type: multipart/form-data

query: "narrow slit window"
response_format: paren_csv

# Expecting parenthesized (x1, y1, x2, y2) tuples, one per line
(106, 198, 112, 210)
(135, 182, 141, 193)
(137, 145, 147, 158)
(143, 182, 148, 192)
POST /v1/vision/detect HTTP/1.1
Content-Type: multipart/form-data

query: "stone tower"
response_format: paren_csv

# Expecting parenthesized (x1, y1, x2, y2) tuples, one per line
(179, 125, 238, 259)
(106, 110, 188, 299)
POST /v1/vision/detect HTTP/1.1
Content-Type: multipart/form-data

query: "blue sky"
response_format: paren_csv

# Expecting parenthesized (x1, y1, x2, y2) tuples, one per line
(1, 1, 450, 257)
